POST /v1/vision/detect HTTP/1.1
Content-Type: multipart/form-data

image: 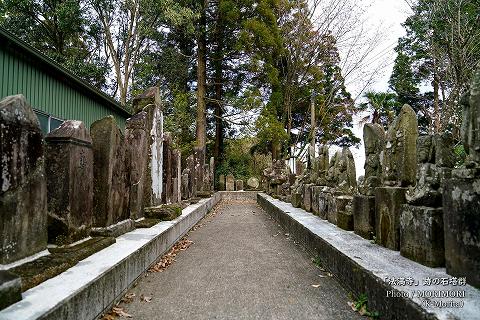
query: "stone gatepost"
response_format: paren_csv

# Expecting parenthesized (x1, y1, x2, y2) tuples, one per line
(0, 95, 47, 264)
(226, 174, 235, 191)
(399, 134, 453, 267)
(443, 69, 480, 287)
(45, 120, 93, 244)
(125, 111, 148, 219)
(91, 116, 130, 227)
(131, 87, 163, 207)
(375, 105, 418, 250)
(354, 123, 385, 239)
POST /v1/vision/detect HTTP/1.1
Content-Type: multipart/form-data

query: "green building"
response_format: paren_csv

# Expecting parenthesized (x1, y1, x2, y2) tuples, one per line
(0, 27, 130, 134)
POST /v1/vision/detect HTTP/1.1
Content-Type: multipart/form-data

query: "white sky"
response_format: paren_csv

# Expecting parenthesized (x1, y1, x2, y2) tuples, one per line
(339, 0, 411, 178)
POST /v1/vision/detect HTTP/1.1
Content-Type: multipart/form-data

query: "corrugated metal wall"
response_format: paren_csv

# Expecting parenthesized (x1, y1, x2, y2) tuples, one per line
(0, 45, 128, 131)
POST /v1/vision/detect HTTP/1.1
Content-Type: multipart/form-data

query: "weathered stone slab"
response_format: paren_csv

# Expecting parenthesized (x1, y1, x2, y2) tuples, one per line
(162, 133, 173, 204)
(0, 95, 47, 264)
(186, 155, 195, 197)
(218, 174, 225, 191)
(443, 178, 480, 288)
(375, 187, 407, 250)
(235, 180, 244, 191)
(359, 124, 385, 196)
(291, 192, 302, 208)
(226, 174, 235, 191)
(0, 271, 21, 311)
(194, 147, 205, 192)
(337, 211, 354, 231)
(382, 104, 418, 187)
(353, 195, 375, 240)
(311, 186, 322, 215)
(302, 184, 313, 212)
(173, 149, 181, 203)
(91, 116, 130, 227)
(90, 219, 135, 238)
(125, 111, 148, 219)
(209, 157, 215, 191)
(317, 189, 330, 220)
(400, 205, 444, 267)
(132, 88, 163, 207)
(144, 204, 182, 221)
(45, 120, 93, 245)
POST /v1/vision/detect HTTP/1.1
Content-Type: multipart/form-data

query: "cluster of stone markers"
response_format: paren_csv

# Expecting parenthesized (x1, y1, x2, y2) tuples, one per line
(217, 174, 260, 192)
(0, 87, 215, 308)
(262, 70, 480, 289)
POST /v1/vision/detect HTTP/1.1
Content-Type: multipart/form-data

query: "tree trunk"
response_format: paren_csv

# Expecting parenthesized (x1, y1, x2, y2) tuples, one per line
(196, 0, 208, 151)
(433, 60, 440, 134)
(213, 1, 224, 172)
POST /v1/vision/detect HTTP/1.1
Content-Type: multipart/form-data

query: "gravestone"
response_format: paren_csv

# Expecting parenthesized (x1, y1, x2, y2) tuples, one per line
(219, 174, 225, 191)
(210, 157, 215, 191)
(226, 174, 235, 191)
(316, 145, 329, 185)
(203, 164, 211, 192)
(302, 184, 314, 212)
(132, 87, 163, 207)
(125, 111, 148, 219)
(45, 120, 93, 244)
(162, 133, 173, 204)
(354, 123, 385, 239)
(247, 177, 260, 189)
(376, 105, 418, 250)
(0, 95, 47, 264)
(295, 159, 305, 176)
(194, 147, 205, 192)
(186, 155, 196, 197)
(235, 179, 244, 191)
(91, 116, 130, 227)
(172, 149, 181, 203)
(443, 69, 480, 287)
(181, 169, 190, 200)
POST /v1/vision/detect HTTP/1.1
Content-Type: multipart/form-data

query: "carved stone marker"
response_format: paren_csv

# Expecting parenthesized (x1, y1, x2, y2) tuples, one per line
(91, 116, 129, 227)
(354, 123, 385, 240)
(162, 132, 173, 204)
(226, 174, 235, 191)
(45, 120, 93, 244)
(247, 177, 259, 189)
(316, 145, 329, 185)
(0, 95, 47, 264)
(302, 184, 314, 212)
(219, 174, 225, 191)
(132, 88, 163, 207)
(186, 155, 196, 197)
(443, 69, 480, 287)
(376, 105, 418, 250)
(235, 179, 244, 191)
(125, 111, 148, 219)
(172, 149, 181, 203)
(194, 147, 205, 192)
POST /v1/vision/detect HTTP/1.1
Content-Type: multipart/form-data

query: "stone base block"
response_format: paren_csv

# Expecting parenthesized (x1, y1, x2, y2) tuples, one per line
(311, 186, 321, 215)
(337, 211, 354, 230)
(144, 204, 182, 221)
(353, 195, 375, 240)
(291, 193, 302, 208)
(400, 205, 444, 267)
(90, 219, 135, 238)
(235, 180, 244, 191)
(375, 187, 407, 250)
(0, 271, 21, 311)
(443, 177, 480, 288)
(302, 184, 313, 212)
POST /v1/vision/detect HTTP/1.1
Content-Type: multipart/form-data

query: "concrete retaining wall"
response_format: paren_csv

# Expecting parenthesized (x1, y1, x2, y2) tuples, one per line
(0, 193, 222, 320)
(257, 193, 480, 320)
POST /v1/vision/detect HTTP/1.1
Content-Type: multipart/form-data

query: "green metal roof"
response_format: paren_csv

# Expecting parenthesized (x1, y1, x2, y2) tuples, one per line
(0, 27, 131, 118)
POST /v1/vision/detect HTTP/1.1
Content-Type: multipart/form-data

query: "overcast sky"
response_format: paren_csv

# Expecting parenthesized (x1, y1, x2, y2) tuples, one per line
(339, 0, 412, 178)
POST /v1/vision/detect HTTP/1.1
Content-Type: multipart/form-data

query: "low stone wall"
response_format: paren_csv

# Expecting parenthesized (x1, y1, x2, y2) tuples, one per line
(219, 191, 258, 201)
(257, 193, 480, 320)
(0, 194, 221, 320)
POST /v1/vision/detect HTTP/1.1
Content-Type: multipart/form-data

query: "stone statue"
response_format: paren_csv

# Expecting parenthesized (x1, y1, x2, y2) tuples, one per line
(359, 123, 385, 195)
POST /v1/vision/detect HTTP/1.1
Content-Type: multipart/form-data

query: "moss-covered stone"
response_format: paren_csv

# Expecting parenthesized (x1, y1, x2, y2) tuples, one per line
(196, 191, 212, 198)
(11, 237, 115, 292)
(135, 218, 161, 228)
(144, 204, 182, 220)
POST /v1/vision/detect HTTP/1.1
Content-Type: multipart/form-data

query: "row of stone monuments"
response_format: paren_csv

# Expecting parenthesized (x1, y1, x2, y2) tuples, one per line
(0, 88, 215, 266)
(217, 174, 261, 191)
(263, 70, 480, 288)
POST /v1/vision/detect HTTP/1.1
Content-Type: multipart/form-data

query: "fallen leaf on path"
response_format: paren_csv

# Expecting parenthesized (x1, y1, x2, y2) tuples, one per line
(318, 275, 325, 278)
(121, 292, 136, 304)
(140, 294, 152, 303)
(311, 284, 321, 288)
(112, 307, 133, 318)
(101, 314, 115, 320)
(347, 301, 356, 311)
(326, 272, 333, 277)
